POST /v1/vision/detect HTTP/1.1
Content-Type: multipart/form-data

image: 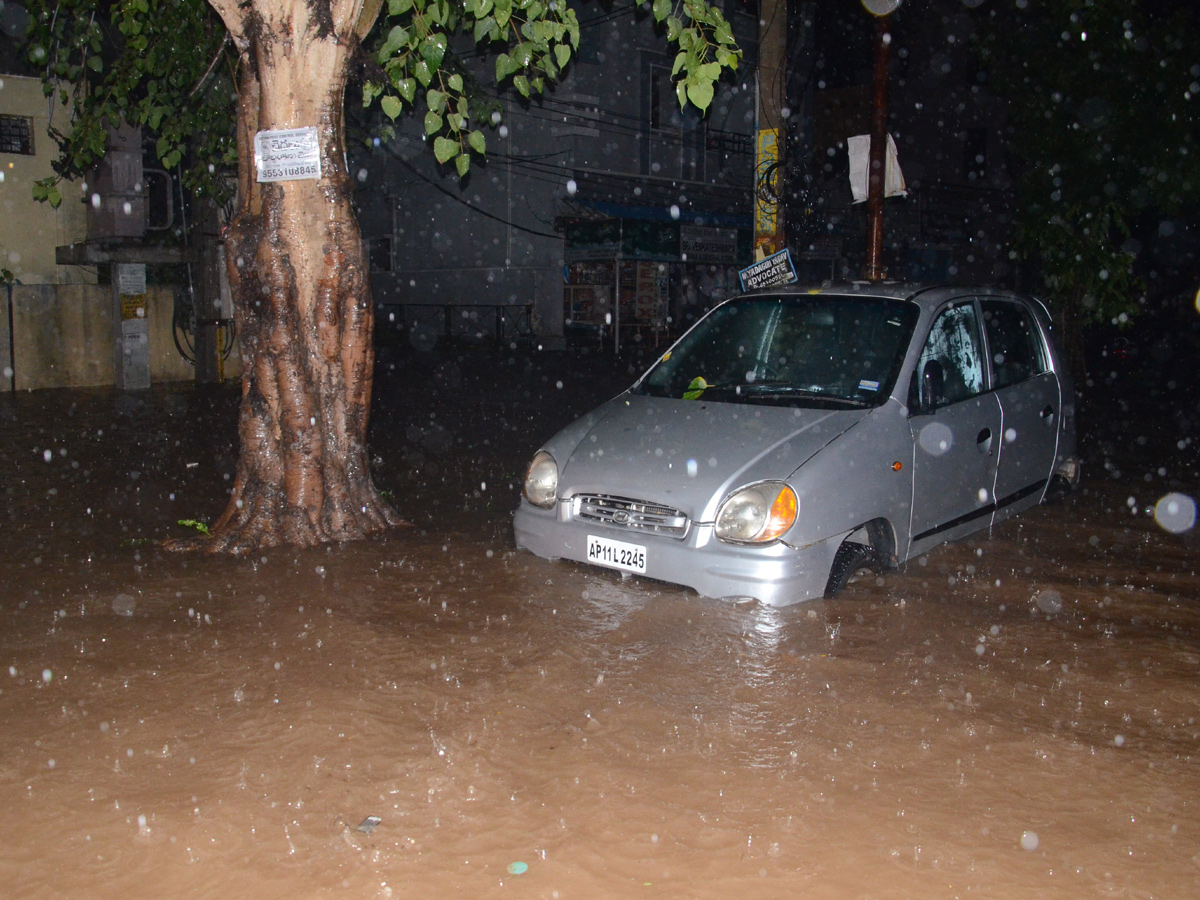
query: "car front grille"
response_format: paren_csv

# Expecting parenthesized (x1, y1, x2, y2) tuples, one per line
(573, 494, 690, 538)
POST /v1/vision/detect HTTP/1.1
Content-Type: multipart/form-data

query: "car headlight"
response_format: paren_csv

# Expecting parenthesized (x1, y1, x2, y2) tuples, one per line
(714, 482, 798, 543)
(523, 450, 559, 509)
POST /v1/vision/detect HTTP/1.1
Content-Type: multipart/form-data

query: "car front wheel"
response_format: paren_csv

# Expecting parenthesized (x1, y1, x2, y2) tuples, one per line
(824, 541, 881, 597)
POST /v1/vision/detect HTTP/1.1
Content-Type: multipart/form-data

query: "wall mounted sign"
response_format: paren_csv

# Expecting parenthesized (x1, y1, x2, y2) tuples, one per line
(254, 127, 322, 182)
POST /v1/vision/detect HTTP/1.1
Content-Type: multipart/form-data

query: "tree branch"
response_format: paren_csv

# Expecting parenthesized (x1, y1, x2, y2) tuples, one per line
(187, 33, 233, 101)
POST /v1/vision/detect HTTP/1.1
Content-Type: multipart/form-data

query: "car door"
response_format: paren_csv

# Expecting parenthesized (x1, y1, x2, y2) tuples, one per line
(907, 300, 1003, 551)
(982, 298, 1061, 517)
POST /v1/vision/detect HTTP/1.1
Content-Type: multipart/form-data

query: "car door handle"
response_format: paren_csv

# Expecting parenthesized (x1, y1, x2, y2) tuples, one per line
(1041, 405, 1055, 420)
(977, 427, 993, 454)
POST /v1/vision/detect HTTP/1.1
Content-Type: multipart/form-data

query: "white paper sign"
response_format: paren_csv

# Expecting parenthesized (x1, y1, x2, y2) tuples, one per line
(254, 127, 322, 183)
(117, 263, 146, 296)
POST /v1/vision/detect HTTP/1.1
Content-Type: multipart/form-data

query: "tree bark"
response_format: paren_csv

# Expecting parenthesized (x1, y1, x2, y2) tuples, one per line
(175, 0, 401, 554)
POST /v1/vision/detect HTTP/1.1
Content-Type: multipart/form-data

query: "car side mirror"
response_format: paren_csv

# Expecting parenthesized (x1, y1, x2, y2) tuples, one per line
(920, 359, 945, 412)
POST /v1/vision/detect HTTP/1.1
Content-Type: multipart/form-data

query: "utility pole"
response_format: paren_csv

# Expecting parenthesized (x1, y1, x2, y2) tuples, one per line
(862, 0, 899, 281)
(755, 0, 787, 258)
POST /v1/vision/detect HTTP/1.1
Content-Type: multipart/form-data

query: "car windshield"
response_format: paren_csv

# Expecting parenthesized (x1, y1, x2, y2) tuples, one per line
(634, 293, 920, 409)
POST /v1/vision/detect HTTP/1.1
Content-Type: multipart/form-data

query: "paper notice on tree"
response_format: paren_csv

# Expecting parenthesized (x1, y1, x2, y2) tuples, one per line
(254, 127, 322, 183)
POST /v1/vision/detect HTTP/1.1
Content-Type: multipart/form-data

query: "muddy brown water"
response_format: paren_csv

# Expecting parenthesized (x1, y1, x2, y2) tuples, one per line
(2, 353, 1199, 899)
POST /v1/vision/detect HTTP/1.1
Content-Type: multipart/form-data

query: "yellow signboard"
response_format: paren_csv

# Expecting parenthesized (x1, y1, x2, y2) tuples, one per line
(754, 128, 780, 249)
(120, 294, 146, 321)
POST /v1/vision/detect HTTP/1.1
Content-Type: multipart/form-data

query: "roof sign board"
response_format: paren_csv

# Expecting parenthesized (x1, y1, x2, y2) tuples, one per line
(738, 248, 798, 292)
(254, 127, 321, 183)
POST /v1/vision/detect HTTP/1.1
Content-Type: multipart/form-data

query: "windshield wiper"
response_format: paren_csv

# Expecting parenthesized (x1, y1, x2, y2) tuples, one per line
(740, 385, 869, 407)
(690, 381, 869, 407)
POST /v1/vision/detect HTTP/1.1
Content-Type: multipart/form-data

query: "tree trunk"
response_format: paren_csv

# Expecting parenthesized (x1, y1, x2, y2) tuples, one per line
(177, 0, 401, 554)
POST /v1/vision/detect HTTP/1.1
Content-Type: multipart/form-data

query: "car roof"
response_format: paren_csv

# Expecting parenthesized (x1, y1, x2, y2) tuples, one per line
(739, 282, 1034, 314)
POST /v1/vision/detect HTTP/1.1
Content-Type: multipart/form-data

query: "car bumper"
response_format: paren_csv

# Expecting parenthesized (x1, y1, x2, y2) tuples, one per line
(513, 500, 840, 606)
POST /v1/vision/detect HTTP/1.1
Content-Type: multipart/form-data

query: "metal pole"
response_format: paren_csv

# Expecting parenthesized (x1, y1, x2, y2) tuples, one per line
(613, 257, 621, 356)
(6, 281, 14, 392)
(864, 13, 891, 281)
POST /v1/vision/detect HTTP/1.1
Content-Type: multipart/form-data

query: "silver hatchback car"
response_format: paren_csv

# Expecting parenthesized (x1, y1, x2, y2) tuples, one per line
(514, 283, 1079, 605)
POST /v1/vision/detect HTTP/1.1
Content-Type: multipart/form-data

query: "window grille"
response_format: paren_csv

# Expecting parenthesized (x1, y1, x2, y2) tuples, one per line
(0, 115, 34, 155)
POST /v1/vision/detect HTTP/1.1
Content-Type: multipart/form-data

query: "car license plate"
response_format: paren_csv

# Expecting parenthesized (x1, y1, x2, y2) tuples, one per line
(586, 535, 647, 574)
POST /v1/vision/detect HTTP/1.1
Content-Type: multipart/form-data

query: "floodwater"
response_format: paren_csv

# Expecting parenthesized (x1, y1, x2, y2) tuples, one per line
(2, 350, 1199, 899)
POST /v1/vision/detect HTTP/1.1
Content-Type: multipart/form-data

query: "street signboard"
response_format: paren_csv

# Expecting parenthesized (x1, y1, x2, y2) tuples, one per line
(738, 248, 798, 291)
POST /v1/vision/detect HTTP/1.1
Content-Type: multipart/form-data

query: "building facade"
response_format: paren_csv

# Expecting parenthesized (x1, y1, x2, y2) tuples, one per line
(358, 0, 760, 351)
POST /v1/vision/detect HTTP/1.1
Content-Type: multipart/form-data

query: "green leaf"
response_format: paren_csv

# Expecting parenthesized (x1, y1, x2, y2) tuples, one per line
(389, 0, 414, 13)
(424, 110, 443, 134)
(32, 177, 63, 208)
(421, 34, 448, 70)
(686, 79, 714, 112)
(379, 25, 410, 61)
(468, 129, 487, 155)
(474, 16, 494, 42)
(496, 53, 521, 80)
(414, 59, 432, 86)
(652, 0, 670, 22)
(427, 89, 446, 113)
(398, 78, 417, 103)
(495, 0, 512, 30)
(455, 153, 470, 177)
(554, 43, 571, 69)
(177, 518, 211, 536)
(433, 136, 460, 164)
(382, 95, 403, 120)
(87, 55, 103, 73)
(513, 74, 530, 97)
(447, 73, 464, 93)
(675, 80, 688, 110)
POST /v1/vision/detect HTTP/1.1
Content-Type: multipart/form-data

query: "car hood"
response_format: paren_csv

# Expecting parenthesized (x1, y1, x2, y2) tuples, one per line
(553, 393, 870, 522)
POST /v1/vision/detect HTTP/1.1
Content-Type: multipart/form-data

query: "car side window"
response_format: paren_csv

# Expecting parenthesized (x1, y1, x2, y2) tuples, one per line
(981, 300, 1048, 389)
(911, 302, 985, 411)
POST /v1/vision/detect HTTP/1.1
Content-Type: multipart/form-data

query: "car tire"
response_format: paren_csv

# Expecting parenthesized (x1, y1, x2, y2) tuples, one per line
(1044, 473, 1075, 502)
(824, 541, 881, 598)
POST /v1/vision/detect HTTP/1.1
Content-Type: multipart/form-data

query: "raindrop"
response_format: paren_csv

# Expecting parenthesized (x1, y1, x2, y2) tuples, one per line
(1153, 492, 1195, 533)
(566, 179, 577, 196)
(918, 422, 953, 456)
(1035, 590, 1063, 615)
(669, 205, 681, 220)
(42, 669, 52, 683)
(1020, 831, 1039, 851)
